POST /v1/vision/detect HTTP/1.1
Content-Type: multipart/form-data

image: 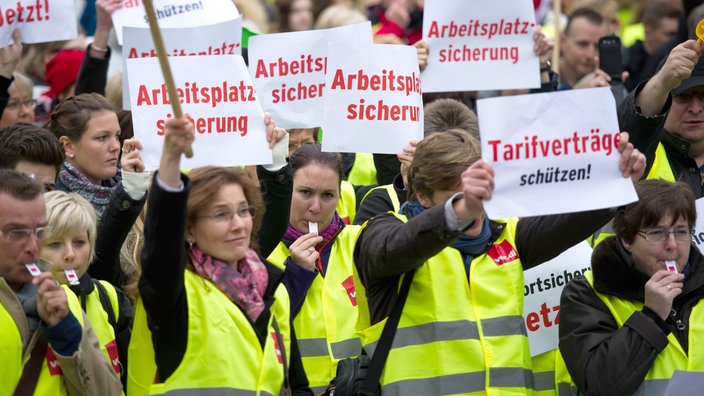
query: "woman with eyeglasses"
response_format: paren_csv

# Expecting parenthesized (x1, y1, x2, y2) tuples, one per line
(128, 116, 312, 395)
(559, 179, 704, 395)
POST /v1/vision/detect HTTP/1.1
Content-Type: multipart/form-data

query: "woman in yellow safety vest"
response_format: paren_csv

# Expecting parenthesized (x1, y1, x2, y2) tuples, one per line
(268, 143, 366, 394)
(559, 179, 704, 395)
(132, 116, 313, 395)
(353, 129, 646, 395)
(40, 191, 135, 390)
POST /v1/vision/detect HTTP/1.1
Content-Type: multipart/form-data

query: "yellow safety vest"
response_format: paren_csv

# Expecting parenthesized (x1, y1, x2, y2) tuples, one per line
(360, 215, 533, 395)
(1, 285, 85, 396)
(83, 281, 122, 376)
(360, 184, 401, 214)
(646, 143, 676, 182)
(347, 153, 377, 186)
(582, 271, 704, 394)
(127, 270, 291, 396)
(268, 225, 368, 394)
(531, 349, 574, 396)
(337, 180, 357, 225)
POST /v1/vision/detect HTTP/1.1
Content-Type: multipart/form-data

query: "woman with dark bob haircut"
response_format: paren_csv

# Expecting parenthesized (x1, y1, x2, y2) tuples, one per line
(559, 179, 704, 395)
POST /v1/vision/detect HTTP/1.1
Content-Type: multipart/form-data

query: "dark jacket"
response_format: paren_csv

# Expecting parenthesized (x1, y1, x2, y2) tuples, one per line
(559, 237, 704, 396)
(89, 183, 146, 286)
(75, 44, 110, 96)
(354, 203, 616, 324)
(618, 83, 704, 198)
(353, 174, 407, 226)
(139, 173, 312, 395)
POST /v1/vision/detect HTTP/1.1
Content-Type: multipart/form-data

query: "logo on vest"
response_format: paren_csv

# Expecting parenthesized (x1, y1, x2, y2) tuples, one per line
(105, 339, 121, 374)
(270, 332, 283, 364)
(46, 348, 62, 376)
(487, 240, 519, 266)
(341, 275, 357, 306)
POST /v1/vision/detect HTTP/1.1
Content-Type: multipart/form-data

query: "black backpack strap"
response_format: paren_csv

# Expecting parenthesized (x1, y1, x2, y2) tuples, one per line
(94, 279, 117, 330)
(358, 269, 416, 395)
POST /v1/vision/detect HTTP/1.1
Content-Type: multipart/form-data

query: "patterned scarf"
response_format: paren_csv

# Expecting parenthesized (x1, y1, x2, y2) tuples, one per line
(283, 212, 345, 250)
(188, 245, 268, 321)
(57, 162, 120, 220)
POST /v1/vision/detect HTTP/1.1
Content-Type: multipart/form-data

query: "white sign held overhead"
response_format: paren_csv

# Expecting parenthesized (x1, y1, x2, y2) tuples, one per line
(248, 22, 372, 129)
(126, 55, 271, 170)
(322, 43, 423, 154)
(421, 0, 540, 92)
(477, 88, 638, 219)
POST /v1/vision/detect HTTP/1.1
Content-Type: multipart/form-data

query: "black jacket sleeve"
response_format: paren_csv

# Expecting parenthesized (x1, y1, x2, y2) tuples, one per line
(139, 173, 190, 380)
(89, 184, 146, 285)
(353, 188, 394, 225)
(559, 277, 670, 396)
(373, 154, 400, 185)
(75, 45, 111, 96)
(0, 75, 11, 115)
(257, 165, 292, 258)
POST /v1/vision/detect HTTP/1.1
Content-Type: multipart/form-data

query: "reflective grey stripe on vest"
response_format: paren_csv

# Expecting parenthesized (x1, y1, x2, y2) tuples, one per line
(632, 378, 670, 396)
(533, 370, 555, 391)
(366, 320, 479, 358)
(298, 337, 361, 359)
(557, 382, 579, 396)
(481, 315, 527, 337)
(330, 337, 362, 360)
(163, 388, 258, 396)
(298, 338, 328, 357)
(489, 367, 534, 389)
(311, 385, 328, 395)
(382, 371, 487, 395)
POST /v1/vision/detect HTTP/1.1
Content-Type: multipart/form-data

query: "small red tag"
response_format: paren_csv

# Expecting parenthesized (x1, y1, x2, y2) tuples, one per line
(270, 332, 283, 364)
(487, 240, 519, 266)
(105, 339, 121, 374)
(341, 275, 357, 306)
(46, 348, 62, 375)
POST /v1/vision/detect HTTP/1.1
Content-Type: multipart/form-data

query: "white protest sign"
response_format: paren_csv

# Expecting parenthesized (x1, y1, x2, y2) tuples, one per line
(126, 55, 271, 170)
(421, 0, 539, 93)
(477, 88, 638, 219)
(0, 0, 77, 45)
(322, 43, 423, 154)
(693, 198, 704, 248)
(248, 22, 372, 129)
(121, 17, 242, 110)
(111, 0, 239, 44)
(523, 241, 592, 356)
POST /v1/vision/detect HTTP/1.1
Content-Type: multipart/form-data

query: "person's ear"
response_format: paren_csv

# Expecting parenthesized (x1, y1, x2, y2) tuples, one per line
(59, 136, 75, 159)
(416, 191, 433, 208)
(621, 237, 632, 253)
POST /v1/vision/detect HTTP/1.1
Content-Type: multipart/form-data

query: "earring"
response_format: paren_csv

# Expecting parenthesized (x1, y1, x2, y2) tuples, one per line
(188, 240, 194, 249)
(68, 154, 75, 159)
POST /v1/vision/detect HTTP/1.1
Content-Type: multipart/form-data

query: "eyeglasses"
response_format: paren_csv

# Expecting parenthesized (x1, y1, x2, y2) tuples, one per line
(195, 206, 257, 223)
(0, 226, 49, 243)
(5, 99, 37, 110)
(673, 91, 704, 104)
(637, 229, 692, 244)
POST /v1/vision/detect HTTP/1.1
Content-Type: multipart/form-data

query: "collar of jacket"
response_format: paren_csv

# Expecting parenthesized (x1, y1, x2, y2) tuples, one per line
(661, 130, 693, 159)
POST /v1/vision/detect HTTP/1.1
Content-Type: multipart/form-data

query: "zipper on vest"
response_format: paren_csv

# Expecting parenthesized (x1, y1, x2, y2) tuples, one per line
(669, 308, 688, 353)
